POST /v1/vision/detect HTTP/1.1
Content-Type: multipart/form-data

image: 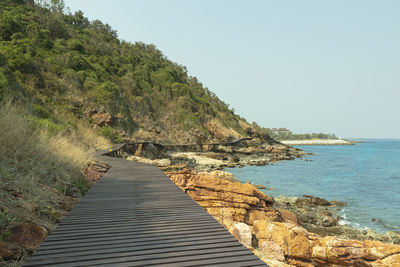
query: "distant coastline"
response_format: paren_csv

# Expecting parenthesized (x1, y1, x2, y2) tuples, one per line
(280, 139, 353, 146)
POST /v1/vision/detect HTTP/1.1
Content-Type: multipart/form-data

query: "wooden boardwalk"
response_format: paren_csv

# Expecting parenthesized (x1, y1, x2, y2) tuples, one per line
(25, 149, 266, 266)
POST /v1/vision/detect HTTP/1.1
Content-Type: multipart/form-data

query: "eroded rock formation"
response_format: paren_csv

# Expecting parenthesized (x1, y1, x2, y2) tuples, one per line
(254, 220, 400, 266)
(167, 169, 283, 225)
(166, 169, 400, 266)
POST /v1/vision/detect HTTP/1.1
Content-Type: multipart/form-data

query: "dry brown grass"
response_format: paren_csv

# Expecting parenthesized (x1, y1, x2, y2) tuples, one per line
(42, 123, 111, 170)
(76, 123, 111, 151)
(0, 102, 111, 265)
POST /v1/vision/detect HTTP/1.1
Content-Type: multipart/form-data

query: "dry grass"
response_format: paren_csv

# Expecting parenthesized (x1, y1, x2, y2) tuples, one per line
(0, 102, 111, 253)
(42, 123, 111, 170)
(76, 123, 111, 151)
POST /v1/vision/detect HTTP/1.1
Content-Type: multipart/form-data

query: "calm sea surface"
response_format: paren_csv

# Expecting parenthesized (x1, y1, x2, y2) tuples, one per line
(226, 140, 400, 233)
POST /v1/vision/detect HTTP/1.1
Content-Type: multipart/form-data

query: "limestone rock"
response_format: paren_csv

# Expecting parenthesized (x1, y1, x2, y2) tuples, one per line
(253, 220, 400, 266)
(206, 207, 248, 223)
(208, 170, 235, 181)
(154, 158, 171, 167)
(295, 195, 331, 207)
(259, 240, 285, 261)
(278, 208, 299, 225)
(246, 209, 283, 225)
(286, 259, 314, 267)
(91, 112, 113, 127)
(385, 231, 400, 244)
(371, 253, 400, 266)
(321, 215, 337, 227)
(315, 236, 400, 265)
(167, 169, 400, 266)
(230, 222, 252, 247)
(253, 220, 312, 260)
(261, 258, 295, 267)
(187, 188, 260, 206)
(82, 161, 109, 185)
(167, 169, 278, 225)
(364, 239, 400, 259)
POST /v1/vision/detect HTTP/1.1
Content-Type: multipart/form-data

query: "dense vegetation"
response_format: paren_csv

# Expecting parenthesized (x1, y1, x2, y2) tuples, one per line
(0, 1, 275, 264)
(0, 0, 263, 144)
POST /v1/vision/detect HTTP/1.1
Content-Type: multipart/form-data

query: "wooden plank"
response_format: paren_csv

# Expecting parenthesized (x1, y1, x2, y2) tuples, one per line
(27, 236, 239, 260)
(32, 231, 233, 255)
(24, 149, 267, 266)
(26, 241, 244, 265)
(73, 252, 260, 267)
(36, 228, 230, 251)
(42, 224, 222, 244)
(45, 217, 218, 236)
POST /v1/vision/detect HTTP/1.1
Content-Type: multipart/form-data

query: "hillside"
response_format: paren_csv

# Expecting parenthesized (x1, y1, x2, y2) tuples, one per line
(0, 1, 280, 264)
(0, 0, 273, 145)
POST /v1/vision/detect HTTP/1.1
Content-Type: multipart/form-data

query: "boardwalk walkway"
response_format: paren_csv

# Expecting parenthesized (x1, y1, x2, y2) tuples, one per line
(25, 148, 266, 266)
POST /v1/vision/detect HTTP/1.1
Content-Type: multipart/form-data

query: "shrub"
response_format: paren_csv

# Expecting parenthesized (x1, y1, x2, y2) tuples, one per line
(98, 125, 122, 143)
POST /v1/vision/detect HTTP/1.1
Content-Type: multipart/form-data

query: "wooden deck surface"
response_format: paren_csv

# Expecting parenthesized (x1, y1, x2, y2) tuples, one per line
(24, 149, 266, 266)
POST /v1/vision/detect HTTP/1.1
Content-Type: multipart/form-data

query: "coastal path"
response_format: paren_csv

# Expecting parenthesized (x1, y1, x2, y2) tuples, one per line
(25, 145, 266, 266)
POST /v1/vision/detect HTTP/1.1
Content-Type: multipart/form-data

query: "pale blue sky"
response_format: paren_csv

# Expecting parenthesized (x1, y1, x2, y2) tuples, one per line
(64, 0, 400, 139)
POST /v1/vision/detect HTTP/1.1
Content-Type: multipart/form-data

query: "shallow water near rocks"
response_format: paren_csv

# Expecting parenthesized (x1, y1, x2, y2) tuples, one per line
(226, 139, 400, 233)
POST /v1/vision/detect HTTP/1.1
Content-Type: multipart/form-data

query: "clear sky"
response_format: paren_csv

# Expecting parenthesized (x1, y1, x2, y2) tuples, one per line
(64, 0, 400, 139)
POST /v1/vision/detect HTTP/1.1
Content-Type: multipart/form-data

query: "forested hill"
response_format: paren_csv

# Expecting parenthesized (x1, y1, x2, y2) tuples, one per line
(0, 0, 273, 144)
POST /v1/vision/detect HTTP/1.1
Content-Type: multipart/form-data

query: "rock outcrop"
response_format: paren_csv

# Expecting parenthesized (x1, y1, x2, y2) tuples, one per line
(230, 222, 252, 248)
(82, 161, 110, 186)
(166, 169, 400, 266)
(204, 119, 241, 142)
(253, 220, 400, 266)
(167, 169, 283, 225)
(274, 195, 400, 244)
(84, 110, 114, 127)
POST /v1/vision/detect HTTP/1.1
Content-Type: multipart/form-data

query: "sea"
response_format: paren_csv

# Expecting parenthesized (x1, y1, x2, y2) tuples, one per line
(226, 139, 400, 234)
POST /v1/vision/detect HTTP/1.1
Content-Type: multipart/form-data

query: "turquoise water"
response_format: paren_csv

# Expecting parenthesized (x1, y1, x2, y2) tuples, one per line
(226, 140, 400, 233)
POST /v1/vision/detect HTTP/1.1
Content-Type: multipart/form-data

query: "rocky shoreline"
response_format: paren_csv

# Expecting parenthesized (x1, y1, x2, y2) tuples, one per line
(163, 168, 400, 266)
(4, 139, 398, 266)
(273, 195, 400, 244)
(125, 141, 400, 266)
(280, 139, 353, 146)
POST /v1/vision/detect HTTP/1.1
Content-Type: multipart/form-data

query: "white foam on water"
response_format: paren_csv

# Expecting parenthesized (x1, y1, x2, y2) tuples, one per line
(338, 219, 351, 225)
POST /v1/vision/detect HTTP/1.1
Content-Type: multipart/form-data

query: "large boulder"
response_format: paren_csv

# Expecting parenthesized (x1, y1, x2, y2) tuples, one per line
(167, 169, 279, 225)
(245, 208, 283, 225)
(91, 112, 113, 127)
(230, 222, 252, 247)
(253, 220, 312, 260)
(278, 208, 299, 225)
(259, 240, 285, 261)
(253, 220, 400, 266)
(371, 254, 400, 266)
(9, 223, 48, 251)
(167, 169, 400, 266)
(206, 206, 248, 223)
(312, 236, 400, 265)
